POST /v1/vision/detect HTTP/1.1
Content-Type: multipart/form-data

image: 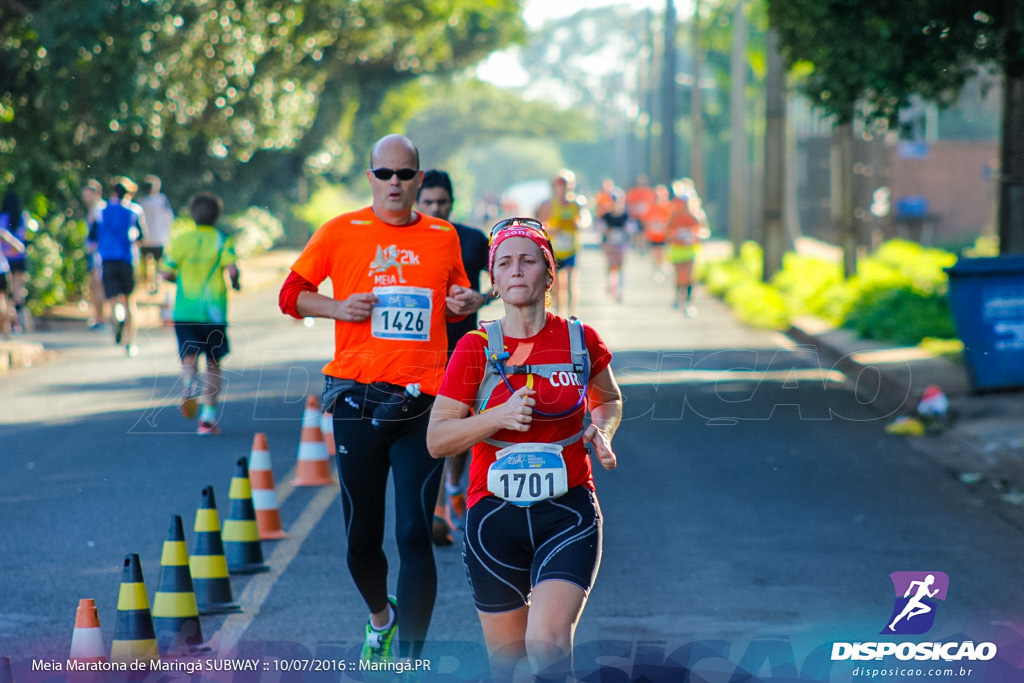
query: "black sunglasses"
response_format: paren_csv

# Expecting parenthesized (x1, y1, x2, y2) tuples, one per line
(489, 217, 551, 244)
(370, 167, 419, 181)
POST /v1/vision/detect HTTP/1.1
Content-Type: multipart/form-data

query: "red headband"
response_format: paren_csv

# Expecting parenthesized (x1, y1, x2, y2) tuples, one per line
(488, 226, 557, 280)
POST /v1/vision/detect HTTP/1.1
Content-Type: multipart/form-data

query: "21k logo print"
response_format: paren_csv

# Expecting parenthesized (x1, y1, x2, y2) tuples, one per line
(881, 571, 949, 635)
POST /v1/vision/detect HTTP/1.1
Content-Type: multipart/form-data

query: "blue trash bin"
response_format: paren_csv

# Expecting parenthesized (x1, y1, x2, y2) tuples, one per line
(945, 254, 1024, 390)
(896, 196, 929, 219)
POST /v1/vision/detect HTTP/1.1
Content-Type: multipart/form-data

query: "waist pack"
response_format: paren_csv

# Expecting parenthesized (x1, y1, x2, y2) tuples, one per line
(322, 376, 434, 438)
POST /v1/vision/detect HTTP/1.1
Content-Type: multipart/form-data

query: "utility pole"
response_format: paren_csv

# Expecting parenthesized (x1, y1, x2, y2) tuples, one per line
(762, 27, 786, 282)
(833, 121, 857, 278)
(644, 7, 657, 180)
(661, 0, 678, 186)
(727, 0, 748, 252)
(690, 0, 704, 196)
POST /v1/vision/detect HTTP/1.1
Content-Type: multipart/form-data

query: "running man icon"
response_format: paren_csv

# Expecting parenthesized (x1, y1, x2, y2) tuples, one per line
(882, 571, 949, 635)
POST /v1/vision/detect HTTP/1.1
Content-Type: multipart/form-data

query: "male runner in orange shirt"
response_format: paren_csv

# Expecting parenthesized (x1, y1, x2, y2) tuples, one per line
(279, 134, 479, 665)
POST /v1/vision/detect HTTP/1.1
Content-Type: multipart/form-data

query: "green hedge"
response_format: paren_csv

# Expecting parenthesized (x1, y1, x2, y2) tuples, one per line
(699, 239, 961, 347)
(26, 213, 91, 316)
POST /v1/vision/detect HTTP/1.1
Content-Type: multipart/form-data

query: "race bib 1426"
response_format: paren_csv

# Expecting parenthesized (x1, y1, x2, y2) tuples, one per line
(371, 286, 432, 341)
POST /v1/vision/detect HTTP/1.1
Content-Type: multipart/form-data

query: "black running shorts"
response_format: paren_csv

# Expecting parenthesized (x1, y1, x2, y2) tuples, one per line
(463, 486, 603, 613)
(174, 323, 230, 362)
(101, 260, 135, 298)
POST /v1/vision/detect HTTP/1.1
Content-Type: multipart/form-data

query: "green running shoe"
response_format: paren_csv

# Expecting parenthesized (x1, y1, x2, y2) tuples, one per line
(360, 596, 398, 665)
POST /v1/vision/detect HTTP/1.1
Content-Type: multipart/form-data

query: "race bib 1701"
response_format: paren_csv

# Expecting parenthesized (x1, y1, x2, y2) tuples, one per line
(371, 286, 432, 341)
(487, 443, 569, 506)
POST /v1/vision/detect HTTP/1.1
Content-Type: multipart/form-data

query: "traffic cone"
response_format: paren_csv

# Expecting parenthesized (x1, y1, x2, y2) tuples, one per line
(321, 411, 336, 457)
(223, 458, 271, 574)
(109, 554, 159, 664)
(249, 433, 287, 540)
(292, 395, 335, 486)
(189, 486, 241, 614)
(69, 598, 106, 663)
(152, 515, 207, 654)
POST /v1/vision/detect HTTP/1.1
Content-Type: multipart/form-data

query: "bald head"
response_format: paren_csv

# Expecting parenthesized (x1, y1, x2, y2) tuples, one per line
(366, 134, 424, 225)
(369, 134, 420, 170)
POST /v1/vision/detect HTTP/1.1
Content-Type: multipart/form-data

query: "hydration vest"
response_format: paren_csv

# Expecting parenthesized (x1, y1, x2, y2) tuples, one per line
(473, 317, 589, 448)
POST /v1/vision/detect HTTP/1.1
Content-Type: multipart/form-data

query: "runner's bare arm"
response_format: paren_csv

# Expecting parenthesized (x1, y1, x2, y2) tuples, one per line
(295, 290, 378, 322)
(536, 200, 552, 223)
(583, 366, 622, 470)
(0, 228, 24, 253)
(427, 388, 537, 458)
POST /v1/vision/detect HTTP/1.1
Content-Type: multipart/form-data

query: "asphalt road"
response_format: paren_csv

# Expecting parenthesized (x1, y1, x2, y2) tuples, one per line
(1, 245, 1022, 682)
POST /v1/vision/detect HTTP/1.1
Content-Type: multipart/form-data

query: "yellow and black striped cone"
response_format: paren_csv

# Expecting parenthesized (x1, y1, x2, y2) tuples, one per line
(109, 553, 159, 664)
(152, 515, 209, 654)
(223, 457, 271, 574)
(189, 486, 241, 615)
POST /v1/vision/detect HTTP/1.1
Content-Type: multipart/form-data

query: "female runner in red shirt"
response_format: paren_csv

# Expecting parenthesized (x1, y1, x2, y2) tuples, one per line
(427, 218, 623, 681)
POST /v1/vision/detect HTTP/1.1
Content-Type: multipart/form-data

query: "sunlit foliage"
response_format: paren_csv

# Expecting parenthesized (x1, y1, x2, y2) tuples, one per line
(0, 0, 524, 210)
(767, 0, 1015, 126)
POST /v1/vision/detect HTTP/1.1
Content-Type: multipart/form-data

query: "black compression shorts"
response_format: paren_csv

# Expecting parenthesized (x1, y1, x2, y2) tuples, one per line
(463, 486, 603, 613)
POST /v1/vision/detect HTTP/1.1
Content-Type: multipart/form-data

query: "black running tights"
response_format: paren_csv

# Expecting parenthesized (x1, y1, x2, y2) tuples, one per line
(333, 409, 444, 659)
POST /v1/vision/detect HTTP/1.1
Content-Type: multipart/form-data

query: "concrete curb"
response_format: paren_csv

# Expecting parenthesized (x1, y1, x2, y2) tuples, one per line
(0, 339, 49, 373)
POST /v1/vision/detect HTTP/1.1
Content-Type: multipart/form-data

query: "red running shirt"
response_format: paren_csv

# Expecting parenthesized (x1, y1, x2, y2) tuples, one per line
(438, 312, 612, 508)
(289, 206, 470, 395)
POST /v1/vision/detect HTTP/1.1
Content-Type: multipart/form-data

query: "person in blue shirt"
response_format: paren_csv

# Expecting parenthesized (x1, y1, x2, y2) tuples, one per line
(0, 218, 25, 339)
(0, 192, 31, 333)
(94, 180, 147, 356)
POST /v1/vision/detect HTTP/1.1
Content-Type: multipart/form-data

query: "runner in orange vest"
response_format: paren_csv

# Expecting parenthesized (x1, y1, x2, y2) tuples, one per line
(643, 185, 673, 281)
(625, 175, 656, 254)
(667, 178, 708, 316)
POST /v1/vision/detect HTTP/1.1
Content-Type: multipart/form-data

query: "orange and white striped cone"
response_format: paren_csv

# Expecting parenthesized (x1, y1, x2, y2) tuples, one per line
(152, 515, 207, 654)
(69, 598, 106, 663)
(321, 412, 335, 457)
(109, 554, 159, 664)
(292, 395, 335, 486)
(223, 457, 271, 574)
(189, 486, 241, 615)
(249, 433, 287, 540)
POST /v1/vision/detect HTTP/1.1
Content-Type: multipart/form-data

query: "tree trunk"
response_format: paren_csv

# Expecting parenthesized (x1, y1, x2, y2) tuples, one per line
(762, 27, 786, 282)
(642, 8, 656, 181)
(662, 0, 678, 186)
(689, 0, 704, 196)
(998, 0, 1024, 254)
(833, 121, 857, 278)
(728, 0, 749, 253)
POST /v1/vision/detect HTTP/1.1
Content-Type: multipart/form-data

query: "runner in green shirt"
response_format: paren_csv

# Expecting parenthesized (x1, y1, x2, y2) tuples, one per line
(160, 192, 241, 435)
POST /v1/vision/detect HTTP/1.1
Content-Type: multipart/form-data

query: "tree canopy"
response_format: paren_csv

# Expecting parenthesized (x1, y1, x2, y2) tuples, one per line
(0, 0, 524, 213)
(769, 0, 1024, 253)
(404, 77, 590, 170)
(767, 1, 1010, 126)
